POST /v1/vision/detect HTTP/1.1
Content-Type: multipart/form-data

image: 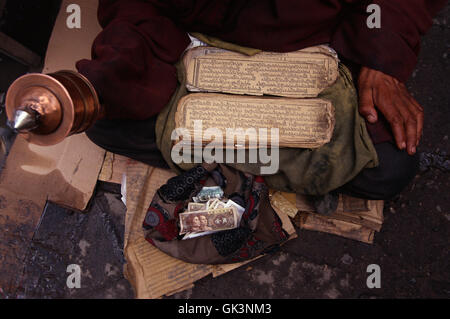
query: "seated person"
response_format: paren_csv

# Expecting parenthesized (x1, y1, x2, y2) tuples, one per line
(76, 0, 447, 203)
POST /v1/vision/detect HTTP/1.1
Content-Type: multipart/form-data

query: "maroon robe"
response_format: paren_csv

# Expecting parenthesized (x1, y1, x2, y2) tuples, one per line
(76, 0, 447, 120)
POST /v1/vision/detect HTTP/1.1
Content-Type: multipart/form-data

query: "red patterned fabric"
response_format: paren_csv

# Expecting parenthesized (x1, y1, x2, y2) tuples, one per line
(142, 163, 289, 264)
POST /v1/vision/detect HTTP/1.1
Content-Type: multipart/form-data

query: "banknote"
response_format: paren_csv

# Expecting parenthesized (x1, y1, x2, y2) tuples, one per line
(224, 199, 245, 225)
(224, 199, 245, 215)
(179, 206, 239, 235)
(192, 186, 224, 202)
(187, 202, 207, 212)
(206, 198, 227, 210)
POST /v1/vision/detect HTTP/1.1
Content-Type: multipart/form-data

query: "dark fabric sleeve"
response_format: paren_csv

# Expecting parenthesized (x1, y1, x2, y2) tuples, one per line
(76, 0, 447, 120)
(76, 0, 191, 120)
(330, 0, 447, 82)
(75, 0, 249, 120)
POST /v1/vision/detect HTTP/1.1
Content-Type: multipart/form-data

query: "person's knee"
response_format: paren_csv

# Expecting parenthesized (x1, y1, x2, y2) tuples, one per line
(376, 142, 419, 198)
(341, 142, 419, 200)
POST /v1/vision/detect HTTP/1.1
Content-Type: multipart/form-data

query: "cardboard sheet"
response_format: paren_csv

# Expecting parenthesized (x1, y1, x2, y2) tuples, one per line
(98, 152, 129, 184)
(0, 134, 104, 210)
(122, 160, 297, 299)
(43, 0, 101, 74)
(122, 161, 212, 299)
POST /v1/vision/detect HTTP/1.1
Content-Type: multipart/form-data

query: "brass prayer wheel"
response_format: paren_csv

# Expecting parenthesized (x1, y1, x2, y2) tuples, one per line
(5, 70, 104, 146)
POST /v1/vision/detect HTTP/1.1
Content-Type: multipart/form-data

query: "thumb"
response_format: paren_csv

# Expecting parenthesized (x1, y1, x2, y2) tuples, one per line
(358, 86, 378, 123)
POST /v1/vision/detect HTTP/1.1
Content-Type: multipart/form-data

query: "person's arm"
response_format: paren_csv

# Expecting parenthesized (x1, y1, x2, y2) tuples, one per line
(76, 0, 191, 119)
(358, 66, 424, 155)
(331, 0, 446, 155)
(75, 0, 246, 120)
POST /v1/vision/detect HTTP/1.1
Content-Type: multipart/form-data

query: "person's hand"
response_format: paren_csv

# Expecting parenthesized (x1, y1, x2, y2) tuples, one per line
(358, 66, 423, 155)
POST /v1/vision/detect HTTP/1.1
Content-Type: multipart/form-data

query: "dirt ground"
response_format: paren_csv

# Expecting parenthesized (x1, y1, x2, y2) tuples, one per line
(0, 2, 449, 299)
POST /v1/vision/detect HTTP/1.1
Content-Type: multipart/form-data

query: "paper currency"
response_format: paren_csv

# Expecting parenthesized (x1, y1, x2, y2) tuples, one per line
(187, 202, 207, 212)
(181, 197, 246, 239)
(206, 198, 228, 210)
(179, 206, 238, 235)
(192, 186, 224, 202)
(224, 199, 245, 216)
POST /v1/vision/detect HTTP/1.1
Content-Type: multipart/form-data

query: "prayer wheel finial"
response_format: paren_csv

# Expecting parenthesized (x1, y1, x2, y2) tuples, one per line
(6, 71, 104, 146)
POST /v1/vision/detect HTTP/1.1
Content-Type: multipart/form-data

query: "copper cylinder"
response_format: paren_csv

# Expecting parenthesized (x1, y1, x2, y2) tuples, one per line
(5, 70, 104, 146)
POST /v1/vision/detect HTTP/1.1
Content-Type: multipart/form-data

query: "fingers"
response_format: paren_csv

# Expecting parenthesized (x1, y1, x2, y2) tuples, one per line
(376, 96, 407, 150)
(358, 86, 378, 123)
(360, 67, 425, 156)
(404, 92, 424, 145)
(416, 108, 424, 145)
(398, 85, 424, 153)
(358, 69, 378, 123)
(396, 93, 417, 155)
(376, 84, 423, 155)
(404, 113, 418, 155)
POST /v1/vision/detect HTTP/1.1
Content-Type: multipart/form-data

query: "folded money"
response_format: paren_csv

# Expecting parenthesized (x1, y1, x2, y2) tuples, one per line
(192, 186, 224, 202)
(206, 198, 227, 210)
(224, 199, 245, 216)
(179, 206, 239, 235)
(187, 202, 207, 211)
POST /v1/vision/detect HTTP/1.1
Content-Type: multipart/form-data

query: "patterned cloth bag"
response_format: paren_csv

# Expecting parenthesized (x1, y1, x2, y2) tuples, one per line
(143, 163, 288, 264)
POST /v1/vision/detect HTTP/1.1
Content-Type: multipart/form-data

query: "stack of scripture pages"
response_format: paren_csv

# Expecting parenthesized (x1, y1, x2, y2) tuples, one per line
(175, 45, 339, 149)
